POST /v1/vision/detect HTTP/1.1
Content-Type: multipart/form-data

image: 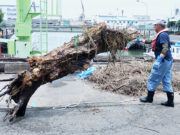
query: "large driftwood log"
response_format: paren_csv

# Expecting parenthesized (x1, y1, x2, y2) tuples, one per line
(0, 23, 137, 121)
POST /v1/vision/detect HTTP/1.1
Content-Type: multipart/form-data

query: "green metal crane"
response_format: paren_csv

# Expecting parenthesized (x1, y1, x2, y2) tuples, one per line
(14, 0, 40, 57)
(8, 0, 61, 58)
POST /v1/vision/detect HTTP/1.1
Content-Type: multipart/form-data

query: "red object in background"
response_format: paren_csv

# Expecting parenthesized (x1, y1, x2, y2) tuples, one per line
(0, 44, 1, 57)
(125, 48, 129, 51)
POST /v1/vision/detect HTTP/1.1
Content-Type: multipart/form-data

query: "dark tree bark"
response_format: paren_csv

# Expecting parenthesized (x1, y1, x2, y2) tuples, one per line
(0, 23, 137, 121)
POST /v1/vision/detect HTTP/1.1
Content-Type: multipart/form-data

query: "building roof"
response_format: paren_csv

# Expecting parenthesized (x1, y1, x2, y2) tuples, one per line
(96, 15, 137, 21)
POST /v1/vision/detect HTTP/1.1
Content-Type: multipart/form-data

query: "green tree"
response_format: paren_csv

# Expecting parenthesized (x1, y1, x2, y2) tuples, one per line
(0, 9, 4, 23)
(167, 19, 170, 28)
(167, 20, 176, 28)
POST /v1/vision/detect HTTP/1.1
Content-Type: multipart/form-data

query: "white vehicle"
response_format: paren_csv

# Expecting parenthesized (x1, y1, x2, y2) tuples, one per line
(171, 43, 180, 60)
(144, 42, 180, 61)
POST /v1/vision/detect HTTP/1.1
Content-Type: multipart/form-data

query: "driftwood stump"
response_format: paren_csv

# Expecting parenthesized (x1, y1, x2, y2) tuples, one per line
(0, 23, 137, 121)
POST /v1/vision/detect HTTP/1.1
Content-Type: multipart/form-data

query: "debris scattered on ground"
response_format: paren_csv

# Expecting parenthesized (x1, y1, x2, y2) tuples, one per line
(87, 61, 180, 97)
(0, 23, 140, 122)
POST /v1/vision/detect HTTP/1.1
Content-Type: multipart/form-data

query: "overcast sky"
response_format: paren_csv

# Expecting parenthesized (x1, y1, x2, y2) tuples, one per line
(1, 0, 180, 20)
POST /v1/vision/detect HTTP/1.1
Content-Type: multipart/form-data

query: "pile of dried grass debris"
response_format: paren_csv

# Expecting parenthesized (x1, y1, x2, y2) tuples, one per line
(87, 61, 180, 97)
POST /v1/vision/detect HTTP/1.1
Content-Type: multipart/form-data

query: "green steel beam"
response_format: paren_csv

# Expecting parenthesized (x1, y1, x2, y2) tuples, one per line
(56, 0, 58, 16)
(9, 0, 62, 57)
(14, 0, 40, 57)
(48, 0, 61, 17)
(51, 0, 54, 16)
(46, 0, 48, 53)
(40, 0, 42, 54)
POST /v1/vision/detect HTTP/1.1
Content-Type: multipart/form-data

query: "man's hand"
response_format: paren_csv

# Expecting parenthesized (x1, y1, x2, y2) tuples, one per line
(160, 53, 165, 58)
(142, 39, 146, 43)
(153, 55, 163, 70)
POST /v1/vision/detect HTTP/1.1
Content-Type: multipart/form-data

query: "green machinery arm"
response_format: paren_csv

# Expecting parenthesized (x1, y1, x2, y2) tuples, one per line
(15, 0, 39, 40)
(8, 0, 61, 58)
(8, 0, 40, 58)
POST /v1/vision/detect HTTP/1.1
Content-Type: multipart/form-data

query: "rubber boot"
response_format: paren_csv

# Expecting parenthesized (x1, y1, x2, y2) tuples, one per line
(161, 92, 174, 107)
(140, 91, 154, 103)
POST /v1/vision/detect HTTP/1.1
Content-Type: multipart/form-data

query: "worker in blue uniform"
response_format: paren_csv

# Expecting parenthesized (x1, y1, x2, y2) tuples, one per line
(139, 20, 174, 107)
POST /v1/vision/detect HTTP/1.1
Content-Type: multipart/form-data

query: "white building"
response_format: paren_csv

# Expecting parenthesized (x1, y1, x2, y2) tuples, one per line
(0, 5, 16, 22)
(168, 8, 180, 22)
(174, 8, 180, 21)
(94, 15, 138, 29)
(133, 15, 151, 22)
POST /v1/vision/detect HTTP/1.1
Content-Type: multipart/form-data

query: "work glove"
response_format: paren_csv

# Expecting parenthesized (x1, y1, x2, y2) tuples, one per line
(153, 56, 163, 70)
(137, 37, 142, 42)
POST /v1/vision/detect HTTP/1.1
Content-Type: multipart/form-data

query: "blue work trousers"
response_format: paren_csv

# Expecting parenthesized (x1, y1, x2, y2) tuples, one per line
(147, 59, 173, 93)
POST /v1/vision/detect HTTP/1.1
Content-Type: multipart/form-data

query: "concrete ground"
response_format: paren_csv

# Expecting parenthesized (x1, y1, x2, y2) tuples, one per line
(0, 73, 180, 135)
